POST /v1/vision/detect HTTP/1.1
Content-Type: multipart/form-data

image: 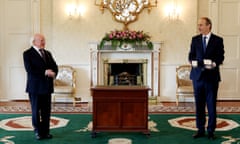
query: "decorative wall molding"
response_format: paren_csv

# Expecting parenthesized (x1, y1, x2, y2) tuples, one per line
(31, 0, 40, 34)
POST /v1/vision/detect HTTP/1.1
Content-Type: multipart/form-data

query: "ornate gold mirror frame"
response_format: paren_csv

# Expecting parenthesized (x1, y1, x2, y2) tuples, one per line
(95, 0, 157, 30)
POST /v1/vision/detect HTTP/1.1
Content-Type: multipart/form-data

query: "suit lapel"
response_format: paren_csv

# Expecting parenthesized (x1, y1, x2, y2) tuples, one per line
(205, 34, 215, 54)
(197, 35, 205, 56)
(30, 47, 46, 63)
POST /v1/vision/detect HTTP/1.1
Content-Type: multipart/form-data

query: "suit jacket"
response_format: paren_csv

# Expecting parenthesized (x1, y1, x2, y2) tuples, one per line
(188, 33, 225, 82)
(23, 47, 58, 94)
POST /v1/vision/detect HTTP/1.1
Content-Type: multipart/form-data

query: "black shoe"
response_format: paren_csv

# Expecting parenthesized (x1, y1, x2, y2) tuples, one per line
(208, 133, 215, 140)
(35, 133, 42, 140)
(193, 132, 205, 139)
(43, 134, 53, 139)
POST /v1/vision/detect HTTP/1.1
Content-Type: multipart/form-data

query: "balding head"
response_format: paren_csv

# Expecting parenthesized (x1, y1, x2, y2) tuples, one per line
(31, 33, 46, 49)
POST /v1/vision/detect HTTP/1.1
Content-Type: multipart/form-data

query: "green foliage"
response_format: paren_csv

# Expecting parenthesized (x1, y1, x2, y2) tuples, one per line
(99, 29, 153, 50)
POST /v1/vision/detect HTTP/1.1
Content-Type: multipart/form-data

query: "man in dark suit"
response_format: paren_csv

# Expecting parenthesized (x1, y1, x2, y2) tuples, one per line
(23, 33, 58, 140)
(188, 17, 225, 140)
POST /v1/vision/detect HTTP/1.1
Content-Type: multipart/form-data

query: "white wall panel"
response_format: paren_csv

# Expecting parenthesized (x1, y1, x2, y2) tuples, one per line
(210, 0, 240, 100)
(5, 0, 30, 33)
(219, 0, 240, 34)
(9, 67, 28, 99)
(159, 65, 177, 101)
(219, 68, 240, 99)
(224, 36, 240, 61)
(0, 0, 40, 100)
(6, 34, 28, 65)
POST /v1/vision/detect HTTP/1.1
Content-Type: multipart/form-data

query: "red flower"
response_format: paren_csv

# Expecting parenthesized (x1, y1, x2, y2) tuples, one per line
(100, 29, 153, 50)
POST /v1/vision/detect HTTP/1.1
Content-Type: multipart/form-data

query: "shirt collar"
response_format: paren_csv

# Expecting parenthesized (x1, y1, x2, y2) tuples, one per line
(202, 32, 211, 39)
(33, 46, 40, 51)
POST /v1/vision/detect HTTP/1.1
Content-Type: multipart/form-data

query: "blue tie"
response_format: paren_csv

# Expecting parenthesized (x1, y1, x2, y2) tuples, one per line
(203, 36, 207, 53)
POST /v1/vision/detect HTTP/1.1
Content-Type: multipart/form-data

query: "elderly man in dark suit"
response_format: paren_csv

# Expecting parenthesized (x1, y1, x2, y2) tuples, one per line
(23, 33, 58, 140)
(188, 17, 225, 140)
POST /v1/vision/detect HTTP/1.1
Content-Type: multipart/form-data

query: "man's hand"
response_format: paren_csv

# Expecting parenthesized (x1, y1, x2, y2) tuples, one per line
(191, 60, 198, 67)
(204, 59, 216, 69)
(45, 69, 56, 78)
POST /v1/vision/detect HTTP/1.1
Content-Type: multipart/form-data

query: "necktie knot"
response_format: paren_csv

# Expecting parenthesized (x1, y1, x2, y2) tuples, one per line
(204, 36, 207, 41)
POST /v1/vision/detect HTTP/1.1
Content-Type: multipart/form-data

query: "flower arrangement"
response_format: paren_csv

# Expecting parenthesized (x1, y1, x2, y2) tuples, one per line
(99, 30, 153, 50)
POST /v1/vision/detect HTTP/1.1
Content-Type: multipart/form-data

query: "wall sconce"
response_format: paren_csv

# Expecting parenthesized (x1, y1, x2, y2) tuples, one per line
(165, 0, 181, 20)
(66, 3, 85, 19)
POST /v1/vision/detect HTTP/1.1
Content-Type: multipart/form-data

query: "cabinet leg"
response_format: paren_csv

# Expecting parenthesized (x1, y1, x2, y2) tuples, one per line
(143, 131, 151, 137)
(91, 131, 97, 138)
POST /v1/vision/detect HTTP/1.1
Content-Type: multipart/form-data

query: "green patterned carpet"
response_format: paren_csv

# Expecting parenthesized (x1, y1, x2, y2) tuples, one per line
(0, 114, 240, 144)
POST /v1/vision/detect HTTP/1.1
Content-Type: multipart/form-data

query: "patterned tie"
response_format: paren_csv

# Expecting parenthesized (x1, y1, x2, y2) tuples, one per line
(39, 49, 46, 62)
(202, 36, 207, 53)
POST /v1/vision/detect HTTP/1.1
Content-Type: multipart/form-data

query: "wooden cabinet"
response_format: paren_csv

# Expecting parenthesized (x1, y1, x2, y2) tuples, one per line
(91, 86, 150, 137)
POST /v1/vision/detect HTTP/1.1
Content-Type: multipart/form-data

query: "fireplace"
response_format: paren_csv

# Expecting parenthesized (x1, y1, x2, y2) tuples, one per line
(103, 59, 147, 86)
(90, 42, 162, 97)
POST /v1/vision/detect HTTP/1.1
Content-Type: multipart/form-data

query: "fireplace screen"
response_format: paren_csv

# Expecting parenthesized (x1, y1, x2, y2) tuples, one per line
(103, 59, 147, 86)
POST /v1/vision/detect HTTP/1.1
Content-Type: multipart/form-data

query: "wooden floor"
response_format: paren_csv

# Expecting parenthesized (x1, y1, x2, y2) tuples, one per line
(0, 100, 239, 107)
